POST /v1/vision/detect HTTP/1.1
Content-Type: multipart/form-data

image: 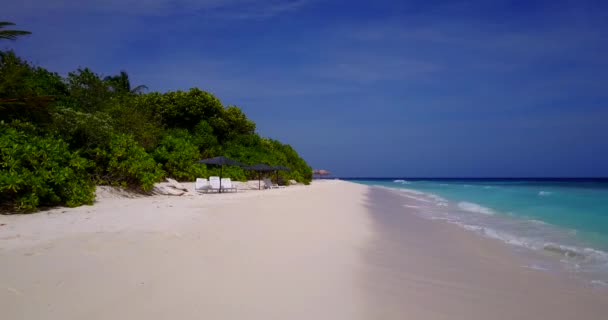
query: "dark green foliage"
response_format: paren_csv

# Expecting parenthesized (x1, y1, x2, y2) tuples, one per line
(0, 51, 67, 125)
(192, 120, 219, 157)
(208, 166, 247, 182)
(105, 97, 164, 150)
(221, 136, 312, 184)
(91, 134, 164, 191)
(0, 50, 312, 211)
(51, 107, 114, 152)
(104, 70, 147, 95)
(136, 88, 225, 130)
(152, 130, 206, 181)
(0, 122, 95, 212)
(211, 105, 256, 143)
(65, 68, 112, 113)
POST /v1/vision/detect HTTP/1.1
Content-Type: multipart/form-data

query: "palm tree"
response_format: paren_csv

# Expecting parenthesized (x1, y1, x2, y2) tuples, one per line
(104, 70, 148, 94)
(0, 22, 31, 40)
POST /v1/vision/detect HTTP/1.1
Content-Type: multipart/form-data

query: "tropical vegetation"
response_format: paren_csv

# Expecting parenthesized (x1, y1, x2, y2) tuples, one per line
(0, 46, 312, 212)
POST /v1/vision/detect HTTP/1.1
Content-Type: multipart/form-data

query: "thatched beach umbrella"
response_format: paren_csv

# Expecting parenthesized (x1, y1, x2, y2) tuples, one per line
(196, 156, 246, 192)
(245, 163, 275, 190)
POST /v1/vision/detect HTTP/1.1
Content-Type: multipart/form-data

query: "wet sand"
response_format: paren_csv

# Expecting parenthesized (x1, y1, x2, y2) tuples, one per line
(360, 187, 608, 319)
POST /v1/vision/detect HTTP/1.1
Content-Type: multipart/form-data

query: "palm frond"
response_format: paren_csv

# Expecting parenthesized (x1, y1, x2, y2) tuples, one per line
(0, 21, 31, 40)
(131, 85, 149, 94)
(0, 30, 32, 40)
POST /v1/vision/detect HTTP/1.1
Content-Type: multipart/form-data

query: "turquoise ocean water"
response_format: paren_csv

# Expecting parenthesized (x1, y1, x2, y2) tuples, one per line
(350, 178, 608, 285)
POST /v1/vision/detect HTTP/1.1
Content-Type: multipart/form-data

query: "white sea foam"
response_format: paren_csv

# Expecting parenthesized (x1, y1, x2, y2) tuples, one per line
(522, 264, 549, 271)
(591, 280, 608, 287)
(530, 219, 548, 225)
(393, 179, 411, 184)
(428, 194, 448, 202)
(458, 224, 484, 232)
(449, 222, 537, 249)
(399, 188, 426, 196)
(543, 243, 585, 258)
(457, 202, 495, 215)
(402, 194, 432, 203)
(397, 188, 449, 207)
(379, 182, 608, 285)
(542, 243, 608, 265)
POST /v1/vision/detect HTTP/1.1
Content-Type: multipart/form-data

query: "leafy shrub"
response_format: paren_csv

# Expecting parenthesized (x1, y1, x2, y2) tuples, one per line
(207, 166, 247, 182)
(0, 122, 95, 211)
(192, 120, 219, 156)
(92, 133, 164, 190)
(51, 107, 114, 151)
(106, 97, 164, 150)
(152, 130, 206, 181)
(0, 51, 67, 126)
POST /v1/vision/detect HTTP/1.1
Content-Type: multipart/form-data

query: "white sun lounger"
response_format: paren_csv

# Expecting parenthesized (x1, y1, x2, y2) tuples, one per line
(263, 178, 285, 189)
(209, 176, 221, 192)
(195, 178, 212, 193)
(220, 178, 237, 192)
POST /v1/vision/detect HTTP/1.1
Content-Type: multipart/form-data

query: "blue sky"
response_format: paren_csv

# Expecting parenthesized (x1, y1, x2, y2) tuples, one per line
(4, 0, 608, 177)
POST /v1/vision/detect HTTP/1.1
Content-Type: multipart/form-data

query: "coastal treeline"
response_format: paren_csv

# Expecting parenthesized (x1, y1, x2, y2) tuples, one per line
(0, 50, 312, 211)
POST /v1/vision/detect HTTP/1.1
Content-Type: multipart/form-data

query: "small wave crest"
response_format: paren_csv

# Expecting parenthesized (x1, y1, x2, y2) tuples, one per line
(450, 222, 533, 248)
(402, 194, 432, 203)
(399, 189, 448, 206)
(393, 179, 411, 184)
(457, 202, 495, 215)
(538, 191, 552, 196)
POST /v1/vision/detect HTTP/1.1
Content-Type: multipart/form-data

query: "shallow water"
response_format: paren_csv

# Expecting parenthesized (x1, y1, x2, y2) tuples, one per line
(350, 178, 608, 286)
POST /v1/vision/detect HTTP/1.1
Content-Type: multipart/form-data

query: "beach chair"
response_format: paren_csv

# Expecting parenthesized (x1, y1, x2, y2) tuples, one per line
(263, 178, 282, 189)
(209, 176, 221, 192)
(221, 178, 237, 193)
(195, 178, 212, 193)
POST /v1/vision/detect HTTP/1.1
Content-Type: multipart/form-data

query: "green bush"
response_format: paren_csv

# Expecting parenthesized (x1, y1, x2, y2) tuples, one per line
(152, 130, 206, 181)
(106, 97, 164, 150)
(0, 122, 95, 211)
(1, 50, 314, 212)
(51, 107, 114, 151)
(92, 133, 164, 190)
(207, 166, 247, 182)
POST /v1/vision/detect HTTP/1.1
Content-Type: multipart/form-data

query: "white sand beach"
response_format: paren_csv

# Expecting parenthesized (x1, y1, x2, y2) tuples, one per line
(1, 180, 607, 319)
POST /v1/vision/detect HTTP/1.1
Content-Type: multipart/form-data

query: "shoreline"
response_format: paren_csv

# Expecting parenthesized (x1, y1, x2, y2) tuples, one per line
(363, 182, 608, 288)
(361, 186, 608, 319)
(1, 180, 607, 319)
